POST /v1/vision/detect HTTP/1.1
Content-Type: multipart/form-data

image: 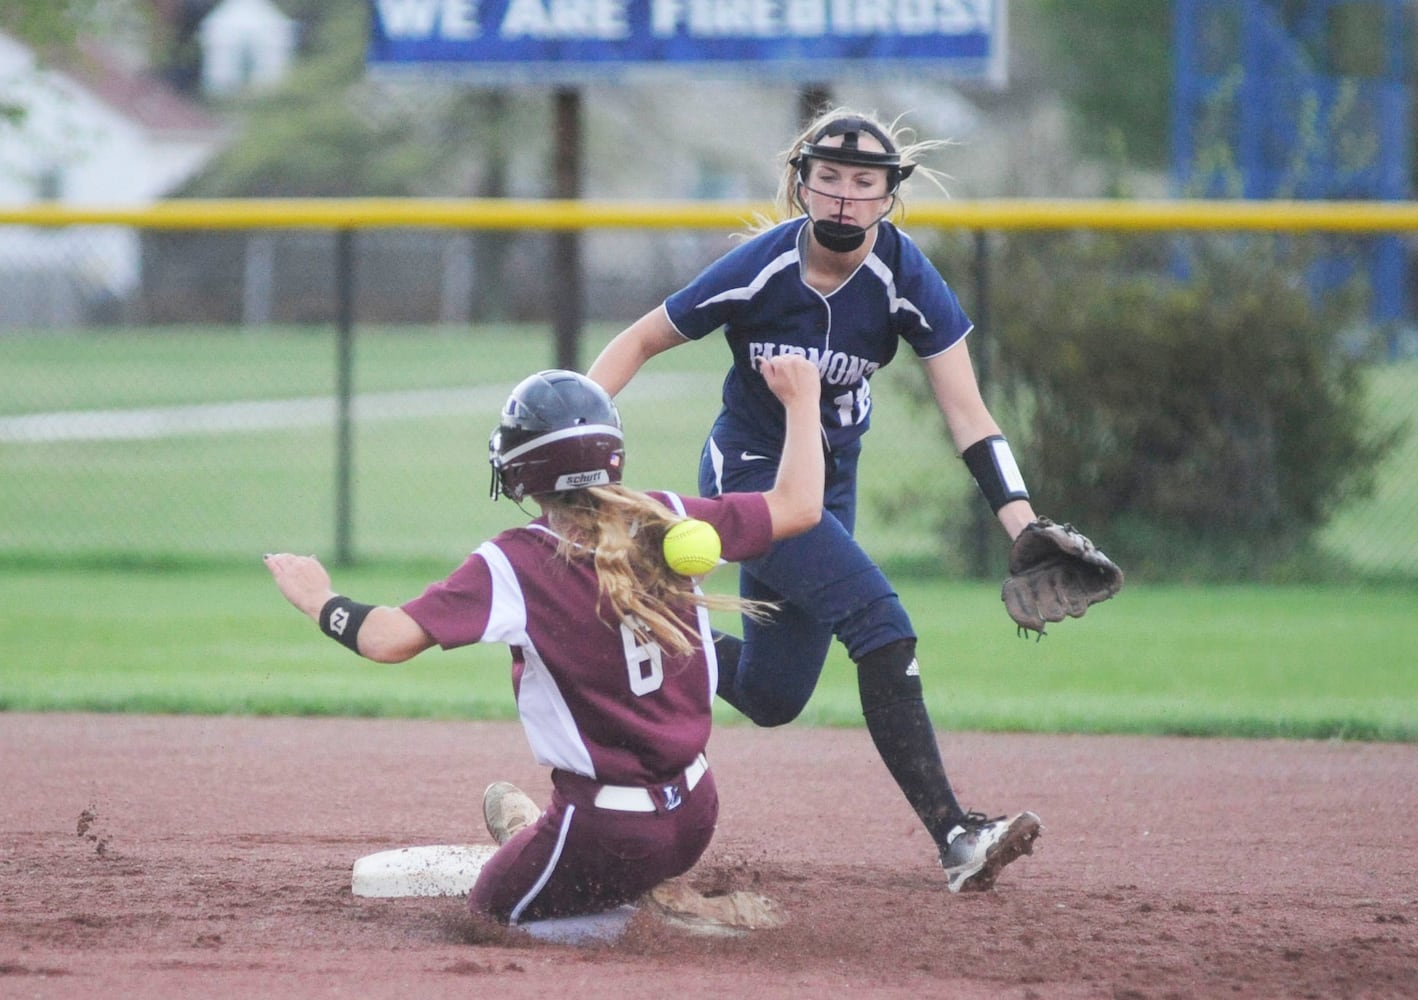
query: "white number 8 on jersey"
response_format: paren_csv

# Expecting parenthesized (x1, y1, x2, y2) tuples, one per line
(620, 620, 665, 696)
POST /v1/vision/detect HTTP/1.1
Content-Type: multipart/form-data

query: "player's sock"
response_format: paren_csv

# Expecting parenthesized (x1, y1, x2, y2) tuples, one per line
(856, 638, 965, 846)
(712, 630, 744, 702)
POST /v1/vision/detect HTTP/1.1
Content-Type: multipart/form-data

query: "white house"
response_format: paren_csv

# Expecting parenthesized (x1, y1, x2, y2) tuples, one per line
(198, 0, 298, 98)
(0, 31, 227, 326)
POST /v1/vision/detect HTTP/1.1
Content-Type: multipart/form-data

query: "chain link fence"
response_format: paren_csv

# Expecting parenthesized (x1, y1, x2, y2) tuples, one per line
(1, 201, 1415, 582)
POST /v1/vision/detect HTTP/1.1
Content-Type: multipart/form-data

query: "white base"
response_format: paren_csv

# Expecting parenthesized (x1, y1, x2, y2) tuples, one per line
(349, 845, 652, 945)
(351, 844, 496, 898)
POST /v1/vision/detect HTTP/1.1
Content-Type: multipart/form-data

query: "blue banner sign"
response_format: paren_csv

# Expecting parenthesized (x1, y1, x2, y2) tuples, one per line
(368, 0, 1005, 83)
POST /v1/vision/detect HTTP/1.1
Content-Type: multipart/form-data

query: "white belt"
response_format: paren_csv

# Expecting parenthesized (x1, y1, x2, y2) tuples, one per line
(593, 754, 708, 813)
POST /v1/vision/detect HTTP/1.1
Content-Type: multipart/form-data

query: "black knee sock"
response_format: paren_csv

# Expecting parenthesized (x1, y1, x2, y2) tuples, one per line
(856, 638, 965, 847)
(712, 630, 744, 703)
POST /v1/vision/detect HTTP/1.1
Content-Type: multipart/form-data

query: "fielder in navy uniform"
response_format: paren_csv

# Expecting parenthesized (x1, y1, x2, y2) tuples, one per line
(588, 108, 1043, 892)
(265, 356, 824, 924)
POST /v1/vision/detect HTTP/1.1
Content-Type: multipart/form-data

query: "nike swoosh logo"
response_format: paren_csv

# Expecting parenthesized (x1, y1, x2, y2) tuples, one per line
(740, 452, 772, 462)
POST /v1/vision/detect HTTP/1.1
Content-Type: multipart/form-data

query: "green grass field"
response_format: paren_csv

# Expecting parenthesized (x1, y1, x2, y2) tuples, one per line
(1, 561, 1413, 742)
(1, 324, 1415, 742)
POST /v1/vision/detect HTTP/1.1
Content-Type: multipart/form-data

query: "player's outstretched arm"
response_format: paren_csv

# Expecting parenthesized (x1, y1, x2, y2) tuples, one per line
(759, 354, 825, 540)
(586, 306, 684, 397)
(263, 553, 434, 663)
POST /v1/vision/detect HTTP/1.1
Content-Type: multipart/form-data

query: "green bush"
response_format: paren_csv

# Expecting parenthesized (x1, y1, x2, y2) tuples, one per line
(930, 231, 1405, 581)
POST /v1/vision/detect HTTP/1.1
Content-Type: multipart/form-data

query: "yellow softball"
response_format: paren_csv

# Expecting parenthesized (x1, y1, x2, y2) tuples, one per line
(663, 518, 722, 576)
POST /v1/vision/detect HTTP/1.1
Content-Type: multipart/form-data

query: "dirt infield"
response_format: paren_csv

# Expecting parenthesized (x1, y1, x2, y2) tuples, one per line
(3, 713, 1415, 999)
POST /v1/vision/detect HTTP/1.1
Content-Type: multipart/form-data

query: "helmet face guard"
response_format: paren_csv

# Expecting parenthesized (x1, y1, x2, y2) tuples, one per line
(789, 117, 916, 252)
(488, 370, 625, 502)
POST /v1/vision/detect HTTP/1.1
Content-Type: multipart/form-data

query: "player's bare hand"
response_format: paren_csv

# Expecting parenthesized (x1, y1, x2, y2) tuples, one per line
(263, 552, 336, 620)
(760, 355, 821, 408)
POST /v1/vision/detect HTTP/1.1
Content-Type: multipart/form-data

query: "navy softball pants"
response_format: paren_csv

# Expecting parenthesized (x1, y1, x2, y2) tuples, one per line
(699, 423, 916, 726)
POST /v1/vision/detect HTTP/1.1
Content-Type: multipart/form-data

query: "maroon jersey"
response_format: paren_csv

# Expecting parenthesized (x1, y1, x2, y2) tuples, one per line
(401, 491, 772, 786)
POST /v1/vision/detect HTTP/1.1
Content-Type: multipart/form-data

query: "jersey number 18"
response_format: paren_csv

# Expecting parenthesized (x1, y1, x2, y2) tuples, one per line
(832, 383, 871, 427)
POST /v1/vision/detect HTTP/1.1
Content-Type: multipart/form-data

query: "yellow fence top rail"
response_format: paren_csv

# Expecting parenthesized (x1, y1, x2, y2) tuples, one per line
(4, 197, 1418, 232)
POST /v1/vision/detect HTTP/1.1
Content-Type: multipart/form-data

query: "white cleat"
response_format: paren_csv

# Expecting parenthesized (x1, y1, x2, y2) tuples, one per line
(939, 811, 1042, 893)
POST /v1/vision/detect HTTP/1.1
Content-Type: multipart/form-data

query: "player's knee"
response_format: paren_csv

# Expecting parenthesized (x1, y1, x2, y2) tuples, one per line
(745, 697, 807, 727)
(721, 684, 809, 727)
(838, 597, 915, 663)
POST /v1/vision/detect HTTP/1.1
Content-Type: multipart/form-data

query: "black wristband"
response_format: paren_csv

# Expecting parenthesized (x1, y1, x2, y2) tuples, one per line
(319, 595, 374, 653)
(962, 435, 1030, 513)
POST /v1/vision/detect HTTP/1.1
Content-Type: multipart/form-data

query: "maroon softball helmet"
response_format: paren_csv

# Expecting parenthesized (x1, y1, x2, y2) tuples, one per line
(488, 370, 625, 502)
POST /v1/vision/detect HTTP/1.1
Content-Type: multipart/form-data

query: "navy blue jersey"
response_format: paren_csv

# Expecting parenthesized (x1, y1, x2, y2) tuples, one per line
(665, 217, 973, 453)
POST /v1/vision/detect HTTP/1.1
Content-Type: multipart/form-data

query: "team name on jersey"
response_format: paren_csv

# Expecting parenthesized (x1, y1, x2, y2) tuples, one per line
(749, 342, 879, 387)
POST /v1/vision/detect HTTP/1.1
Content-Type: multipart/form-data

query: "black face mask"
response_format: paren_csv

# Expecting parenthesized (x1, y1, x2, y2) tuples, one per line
(795, 180, 899, 253)
(810, 217, 868, 253)
(789, 119, 911, 255)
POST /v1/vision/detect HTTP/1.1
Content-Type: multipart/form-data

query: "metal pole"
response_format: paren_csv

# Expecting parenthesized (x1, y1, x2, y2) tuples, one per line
(334, 228, 355, 566)
(552, 88, 583, 371)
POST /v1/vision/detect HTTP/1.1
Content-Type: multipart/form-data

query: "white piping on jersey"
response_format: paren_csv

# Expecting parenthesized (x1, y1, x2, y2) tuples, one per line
(476, 540, 597, 777)
(525, 521, 592, 554)
(862, 253, 931, 330)
(659, 301, 692, 341)
(693, 249, 799, 309)
(706, 437, 725, 497)
(689, 224, 934, 368)
(798, 219, 871, 303)
(661, 490, 688, 517)
(508, 802, 575, 925)
(918, 323, 977, 362)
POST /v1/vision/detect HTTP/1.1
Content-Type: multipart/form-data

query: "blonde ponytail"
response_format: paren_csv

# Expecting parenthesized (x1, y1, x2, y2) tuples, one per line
(542, 486, 772, 655)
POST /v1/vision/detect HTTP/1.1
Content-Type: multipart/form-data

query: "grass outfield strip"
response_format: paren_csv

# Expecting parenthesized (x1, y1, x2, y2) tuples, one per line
(2, 564, 1413, 742)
